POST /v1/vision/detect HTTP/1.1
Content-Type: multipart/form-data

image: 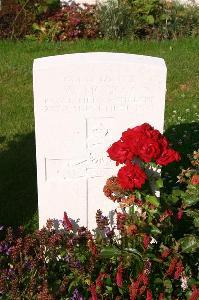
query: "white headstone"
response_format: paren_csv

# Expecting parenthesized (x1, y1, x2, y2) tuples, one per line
(33, 52, 167, 229)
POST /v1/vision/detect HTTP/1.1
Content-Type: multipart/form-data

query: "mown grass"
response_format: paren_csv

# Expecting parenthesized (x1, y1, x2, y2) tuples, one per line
(0, 38, 198, 230)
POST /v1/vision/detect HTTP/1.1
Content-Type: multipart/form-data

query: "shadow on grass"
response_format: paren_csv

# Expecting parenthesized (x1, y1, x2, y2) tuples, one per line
(0, 132, 38, 231)
(163, 121, 199, 191)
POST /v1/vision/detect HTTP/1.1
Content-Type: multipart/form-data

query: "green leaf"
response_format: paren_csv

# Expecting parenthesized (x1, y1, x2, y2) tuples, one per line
(168, 188, 184, 204)
(146, 195, 159, 207)
(106, 286, 112, 292)
(172, 189, 183, 197)
(46, 0, 59, 5)
(105, 277, 112, 286)
(146, 15, 155, 24)
(149, 161, 157, 168)
(194, 217, 199, 228)
(182, 185, 199, 207)
(150, 225, 161, 235)
(185, 209, 199, 228)
(179, 235, 199, 253)
(152, 257, 163, 263)
(183, 195, 199, 207)
(32, 23, 41, 32)
(100, 246, 121, 258)
(154, 278, 162, 285)
(124, 248, 142, 259)
(184, 209, 199, 218)
(135, 190, 141, 199)
(156, 178, 163, 189)
(164, 279, 173, 291)
(160, 13, 170, 21)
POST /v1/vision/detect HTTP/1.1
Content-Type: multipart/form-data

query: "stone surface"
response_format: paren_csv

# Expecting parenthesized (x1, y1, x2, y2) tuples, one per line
(33, 52, 167, 229)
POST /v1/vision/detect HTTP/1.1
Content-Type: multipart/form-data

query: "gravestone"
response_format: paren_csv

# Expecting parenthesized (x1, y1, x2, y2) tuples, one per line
(33, 52, 167, 229)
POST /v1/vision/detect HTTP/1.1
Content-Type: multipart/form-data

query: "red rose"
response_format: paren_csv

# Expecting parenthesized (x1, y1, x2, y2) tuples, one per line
(191, 174, 199, 185)
(139, 138, 161, 162)
(156, 148, 181, 166)
(121, 123, 170, 163)
(121, 124, 154, 155)
(159, 136, 169, 150)
(117, 162, 147, 190)
(121, 128, 142, 156)
(107, 140, 132, 165)
(131, 123, 154, 134)
(147, 128, 161, 139)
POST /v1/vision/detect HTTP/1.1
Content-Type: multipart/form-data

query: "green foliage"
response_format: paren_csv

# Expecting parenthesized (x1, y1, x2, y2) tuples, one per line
(32, 3, 100, 41)
(179, 234, 199, 253)
(100, 246, 122, 258)
(32, 20, 61, 42)
(17, 0, 60, 16)
(98, 0, 133, 39)
(0, 0, 60, 39)
(127, 0, 199, 39)
(0, 0, 199, 40)
(145, 195, 160, 207)
(128, 0, 163, 36)
(98, 0, 199, 40)
(182, 184, 199, 207)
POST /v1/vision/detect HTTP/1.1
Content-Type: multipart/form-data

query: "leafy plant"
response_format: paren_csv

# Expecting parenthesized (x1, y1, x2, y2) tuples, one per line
(0, 0, 60, 39)
(98, 0, 199, 40)
(98, 0, 133, 39)
(32, 2, 100, 41)
(0, 124, 199, 299)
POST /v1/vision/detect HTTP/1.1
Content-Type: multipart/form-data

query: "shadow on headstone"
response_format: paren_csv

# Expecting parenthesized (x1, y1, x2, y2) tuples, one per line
(162, 122, 199, 192)
(0, 132, 38, 231)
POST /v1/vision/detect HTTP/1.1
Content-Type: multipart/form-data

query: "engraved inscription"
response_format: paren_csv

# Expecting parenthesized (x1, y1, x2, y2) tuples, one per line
(46, 158, 87, 180)
(41, 96, 153, 113)
(87, 118, 115, 168)
(46, 157, 114, 181)
(39, 75, 154, 112)
(46, 118, 116, 181)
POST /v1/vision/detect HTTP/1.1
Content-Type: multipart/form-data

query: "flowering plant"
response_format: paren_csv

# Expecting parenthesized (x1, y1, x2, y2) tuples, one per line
(0, 124, 199, 299)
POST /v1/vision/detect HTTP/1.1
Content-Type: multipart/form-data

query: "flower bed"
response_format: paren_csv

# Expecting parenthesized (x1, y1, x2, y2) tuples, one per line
(0, 123, 199, 299)
(0, 0, 199, 40)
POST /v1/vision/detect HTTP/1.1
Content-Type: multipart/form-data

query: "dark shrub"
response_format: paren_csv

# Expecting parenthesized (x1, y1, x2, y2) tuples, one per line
(33, 2, 101, 41)
(0, 0, 60, 39)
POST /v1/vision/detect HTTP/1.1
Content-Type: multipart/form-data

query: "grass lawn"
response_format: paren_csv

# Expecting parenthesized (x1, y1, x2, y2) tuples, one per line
(0, 38, 199, 230)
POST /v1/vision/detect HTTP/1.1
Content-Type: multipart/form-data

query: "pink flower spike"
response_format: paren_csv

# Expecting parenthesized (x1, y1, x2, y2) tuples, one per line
(177, 208, 183, 220)
(116, 263, 123, 288)
(63, 212, 73, 231)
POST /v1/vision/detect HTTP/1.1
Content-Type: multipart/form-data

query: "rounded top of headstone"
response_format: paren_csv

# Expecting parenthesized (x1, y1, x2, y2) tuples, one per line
(33, 52, 166, 70)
